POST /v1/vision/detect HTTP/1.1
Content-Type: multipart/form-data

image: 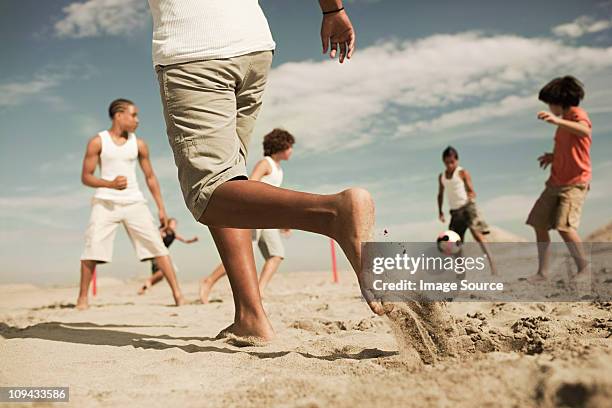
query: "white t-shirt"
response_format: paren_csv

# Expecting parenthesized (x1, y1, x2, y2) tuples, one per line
(148, 0, 276, 66)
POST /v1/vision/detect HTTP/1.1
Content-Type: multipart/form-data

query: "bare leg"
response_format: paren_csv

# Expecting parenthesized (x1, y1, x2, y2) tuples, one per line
(258, 256, 283, 294)
(138, 270, 165, 295)
(199, 263, 228, 304)
(200, 181, 381, 315)
(470, 229, 497, 275)
(209, 227, 274, 341)
(528, 228, 551, 282)
(559, 229, 590, 281)
(76, 260, 96, 310)
(154, 255, 185, 306)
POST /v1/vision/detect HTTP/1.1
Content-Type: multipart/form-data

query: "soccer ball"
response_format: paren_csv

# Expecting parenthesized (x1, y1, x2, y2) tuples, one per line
(436, 230, 462, 255)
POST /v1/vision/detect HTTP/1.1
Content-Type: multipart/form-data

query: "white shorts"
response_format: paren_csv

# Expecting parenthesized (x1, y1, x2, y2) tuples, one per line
(81, 199, 169, 263)
(252, 229, 285, 260)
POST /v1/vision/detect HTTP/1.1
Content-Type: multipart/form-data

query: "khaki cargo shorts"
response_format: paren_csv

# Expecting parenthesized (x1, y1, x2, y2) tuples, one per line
(81, 199, 169, 263)
(155, 51, 274, 220)
(526, 184, 588, 232)
(252, 229, 285, 260)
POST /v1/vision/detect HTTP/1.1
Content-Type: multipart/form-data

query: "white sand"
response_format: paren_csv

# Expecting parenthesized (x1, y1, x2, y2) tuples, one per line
(1, 267, 611, 407)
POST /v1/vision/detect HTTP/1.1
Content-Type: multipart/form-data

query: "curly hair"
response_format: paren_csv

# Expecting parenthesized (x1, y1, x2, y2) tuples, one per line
(538, 76, 585, 108)
(263, 128, 295, 156)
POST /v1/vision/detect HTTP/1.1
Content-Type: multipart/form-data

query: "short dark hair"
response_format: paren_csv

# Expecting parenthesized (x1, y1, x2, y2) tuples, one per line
(442, 146, 459, 160)
(263, 128, 295, 156)
(108, 98, 134, 119)
(538, 76, 585, 108)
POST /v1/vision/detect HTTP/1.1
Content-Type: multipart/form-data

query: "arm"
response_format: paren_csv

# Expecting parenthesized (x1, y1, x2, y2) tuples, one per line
(460, 169, 476, 200)
(174, 233, 198, 244)
(81, 135, 126, 189)
(319, 0, 355, 63)
(537, 111, 591, 137)
(437, 174, 445, 222)
(250, 159, 272, 182)
(137, 139, 168, 228)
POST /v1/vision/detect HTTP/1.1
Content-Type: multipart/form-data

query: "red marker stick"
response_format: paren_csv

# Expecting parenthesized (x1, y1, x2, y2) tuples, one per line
(330, 239, 338, 283)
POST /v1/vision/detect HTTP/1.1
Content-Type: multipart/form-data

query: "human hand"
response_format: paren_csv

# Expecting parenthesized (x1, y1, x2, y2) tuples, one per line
(321, 10, 355, 63)
(537, 111, 560, 126)
(110, 176, 127, 190)
(538, 152, 554, 169)
(158, 208, 168, 230)
(438, 212, 446, 223)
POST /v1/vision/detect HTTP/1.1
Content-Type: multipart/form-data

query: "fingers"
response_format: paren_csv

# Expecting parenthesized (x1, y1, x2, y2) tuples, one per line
(347, 31, 355, 59)
(321, 32, 328, 54)
(339, 41, 347, 63)
(330, 41, 337, 59)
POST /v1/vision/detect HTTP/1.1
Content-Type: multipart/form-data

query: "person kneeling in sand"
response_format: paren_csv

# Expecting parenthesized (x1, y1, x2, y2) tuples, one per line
(138, 217, 198, 295)
(199, 129, 294, 303)
(77, 99, 184, 309)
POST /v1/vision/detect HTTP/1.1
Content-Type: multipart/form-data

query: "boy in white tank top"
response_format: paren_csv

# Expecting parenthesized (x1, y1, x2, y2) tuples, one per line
(77, 99, 185, 309)
(437, 146, 497, 275)
(199, 129, 295, 303)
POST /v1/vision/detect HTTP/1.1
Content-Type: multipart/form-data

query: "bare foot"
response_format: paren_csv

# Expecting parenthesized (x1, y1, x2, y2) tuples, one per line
(173, 293, 186, 307)
(76, 297, 89, 310)
(571, 264, 592, 283)
(526, 273, 548, 283)
(216, 312, 275, 343)
(215, 323, 234, 339)
(199, 278, 213, 304)
(330, 188, 384, 316)
(138, 280, 152, 295)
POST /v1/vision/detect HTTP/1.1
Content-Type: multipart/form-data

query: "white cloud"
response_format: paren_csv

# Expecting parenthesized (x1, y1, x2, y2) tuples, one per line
(54, 0, 148, 38)
(255, 33, 612, 153)
(552, 16, 612, 38)
(397, 94, 539, 137)
(0, 75, 61, 108)
(0, 66, 94, 109)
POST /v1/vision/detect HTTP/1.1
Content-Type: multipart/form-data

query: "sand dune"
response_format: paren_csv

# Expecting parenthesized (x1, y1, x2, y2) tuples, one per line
(1, 268, 611, 407)
(586, 221, 612, 242)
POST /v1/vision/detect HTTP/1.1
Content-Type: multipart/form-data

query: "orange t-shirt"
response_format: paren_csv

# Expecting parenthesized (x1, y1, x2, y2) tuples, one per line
(548, 107, 592, 187)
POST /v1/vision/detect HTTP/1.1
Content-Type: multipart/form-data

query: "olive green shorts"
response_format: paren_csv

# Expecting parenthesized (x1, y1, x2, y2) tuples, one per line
(155, 51, 273, 220)
(526, 184, 588, 232)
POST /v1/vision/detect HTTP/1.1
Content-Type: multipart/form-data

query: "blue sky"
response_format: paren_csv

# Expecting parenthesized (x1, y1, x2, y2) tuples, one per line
(1, 0, 611, 284)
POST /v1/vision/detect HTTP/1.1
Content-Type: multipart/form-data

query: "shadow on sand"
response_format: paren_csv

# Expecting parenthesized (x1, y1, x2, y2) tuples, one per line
(0, 322, 396, 361)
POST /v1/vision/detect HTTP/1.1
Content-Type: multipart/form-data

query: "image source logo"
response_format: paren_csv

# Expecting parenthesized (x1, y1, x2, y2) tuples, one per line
(361, 242, 612, 302)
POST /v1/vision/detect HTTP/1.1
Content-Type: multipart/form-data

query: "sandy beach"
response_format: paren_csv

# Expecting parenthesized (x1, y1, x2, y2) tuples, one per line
(1, 264, 611, 407)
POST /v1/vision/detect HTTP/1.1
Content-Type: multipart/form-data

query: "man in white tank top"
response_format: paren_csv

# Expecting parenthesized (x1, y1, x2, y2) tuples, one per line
(437, 146, 497, 275)
(77, 99, 184, 309)
(149, 1, 387, 345)
(199, 130, 295, 303)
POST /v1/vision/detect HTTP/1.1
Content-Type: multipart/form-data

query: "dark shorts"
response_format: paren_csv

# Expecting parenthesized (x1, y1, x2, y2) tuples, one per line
(449, 201, 490, 241)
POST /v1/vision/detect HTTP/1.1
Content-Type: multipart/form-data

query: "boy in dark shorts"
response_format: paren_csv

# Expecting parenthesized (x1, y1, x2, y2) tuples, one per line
(526, 76, 592, 282)
(437, 146, 496, 274)
(138, 218, 198, 294)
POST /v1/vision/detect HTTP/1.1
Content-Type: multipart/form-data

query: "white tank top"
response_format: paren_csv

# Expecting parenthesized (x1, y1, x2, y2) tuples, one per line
(148, 0, 276, 66)
(260, 156, 283, 187)
(441, 166, 469, 210)
(93, 131, 145, 203)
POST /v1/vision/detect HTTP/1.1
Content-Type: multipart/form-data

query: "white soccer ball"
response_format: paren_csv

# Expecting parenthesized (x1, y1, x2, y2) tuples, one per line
(436, 230, 462, 255)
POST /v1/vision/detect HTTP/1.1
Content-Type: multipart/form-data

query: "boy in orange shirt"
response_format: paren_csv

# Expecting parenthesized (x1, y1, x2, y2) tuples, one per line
(526, 76, 592, 282)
